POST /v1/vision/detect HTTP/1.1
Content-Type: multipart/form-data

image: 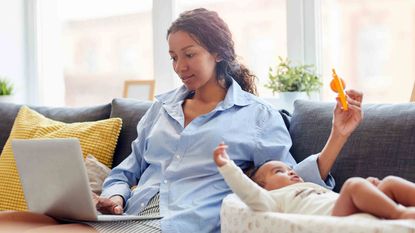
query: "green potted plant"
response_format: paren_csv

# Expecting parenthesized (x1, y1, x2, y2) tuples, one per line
(266, 56, 322, 96)
(0, 77, 14, 102)
(264, 57, 322, 111)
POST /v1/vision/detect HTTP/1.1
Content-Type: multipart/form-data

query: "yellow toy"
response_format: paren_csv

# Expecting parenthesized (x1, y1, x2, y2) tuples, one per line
(330, 69, 348, 111)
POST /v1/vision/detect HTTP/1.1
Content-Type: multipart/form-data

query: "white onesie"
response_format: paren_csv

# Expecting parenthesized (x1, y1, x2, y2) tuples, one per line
(218, 161, 339, 216)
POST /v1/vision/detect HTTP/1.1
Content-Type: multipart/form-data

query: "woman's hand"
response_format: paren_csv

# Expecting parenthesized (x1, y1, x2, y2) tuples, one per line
(317, 89, 363, 180)
(92, 193, 124, 215)
(332, 89, 364, 138)
(213, 142, 230, 167)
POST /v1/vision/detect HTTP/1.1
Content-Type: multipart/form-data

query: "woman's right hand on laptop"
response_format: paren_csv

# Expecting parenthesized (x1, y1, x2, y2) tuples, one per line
(92, 192, 124, 215)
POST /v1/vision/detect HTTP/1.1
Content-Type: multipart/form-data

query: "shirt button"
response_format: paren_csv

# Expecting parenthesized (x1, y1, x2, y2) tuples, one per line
(140, 203, 145, 207)
(176, 155, 180, 159)
(163, 180, 168, 184)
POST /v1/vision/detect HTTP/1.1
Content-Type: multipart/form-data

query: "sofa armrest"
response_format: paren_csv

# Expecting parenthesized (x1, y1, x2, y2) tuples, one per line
(221, 194, 415, 233)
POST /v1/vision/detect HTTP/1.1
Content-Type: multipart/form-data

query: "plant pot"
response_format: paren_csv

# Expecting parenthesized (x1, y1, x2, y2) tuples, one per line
(264, 92, 319, 113)
(0, 95, 14, 103)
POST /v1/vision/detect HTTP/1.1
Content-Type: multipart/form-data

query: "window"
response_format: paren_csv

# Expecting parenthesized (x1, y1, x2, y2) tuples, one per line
(58, 0, 153, 106)
(33, 1, 413, 105)
(176, 0, 287, 97)
(320, 0, 415, 103)
(32, 0, 286, 105)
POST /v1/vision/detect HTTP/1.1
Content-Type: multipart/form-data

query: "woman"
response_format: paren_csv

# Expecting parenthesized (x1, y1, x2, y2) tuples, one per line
(94, 7, 362, 232)
(0, 8, 363, 233)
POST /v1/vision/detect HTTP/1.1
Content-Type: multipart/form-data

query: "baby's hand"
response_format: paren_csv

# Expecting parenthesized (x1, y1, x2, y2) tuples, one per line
(213, 142, 230, 167)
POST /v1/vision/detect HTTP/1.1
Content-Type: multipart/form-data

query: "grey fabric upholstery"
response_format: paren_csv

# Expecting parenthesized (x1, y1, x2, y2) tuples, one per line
(110, 98, 152, 167)
(0, 102, 22, 152)
(0, 102, 111, 153)
(2, 99, 414, 191)
(32, 104, 111, 123)
(290, 100, 415, 192)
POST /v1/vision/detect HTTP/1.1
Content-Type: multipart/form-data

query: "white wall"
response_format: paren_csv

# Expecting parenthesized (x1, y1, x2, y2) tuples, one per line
(0, 0, 27, 104)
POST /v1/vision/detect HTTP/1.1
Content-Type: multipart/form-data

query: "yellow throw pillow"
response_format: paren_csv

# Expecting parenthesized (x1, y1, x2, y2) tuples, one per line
(0, 106, 122, 211)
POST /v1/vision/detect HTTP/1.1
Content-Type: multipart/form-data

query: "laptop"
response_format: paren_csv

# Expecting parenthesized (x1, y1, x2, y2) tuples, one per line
(12, 138, 162, 222)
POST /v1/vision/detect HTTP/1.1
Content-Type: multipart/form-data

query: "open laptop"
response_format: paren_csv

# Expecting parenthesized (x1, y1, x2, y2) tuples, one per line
(12, 138, 162, 222)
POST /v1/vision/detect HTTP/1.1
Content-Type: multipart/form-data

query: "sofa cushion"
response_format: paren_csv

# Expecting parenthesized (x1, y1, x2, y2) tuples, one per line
(110, 98, 152, 167)
(290, 100, 415, 192)
(0, 102, 111, 154)
(0, 106, 122, 211)
(85, 154, 111, 195)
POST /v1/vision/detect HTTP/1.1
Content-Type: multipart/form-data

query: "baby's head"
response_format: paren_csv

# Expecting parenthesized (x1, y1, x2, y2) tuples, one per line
(248, 161, 304, 191)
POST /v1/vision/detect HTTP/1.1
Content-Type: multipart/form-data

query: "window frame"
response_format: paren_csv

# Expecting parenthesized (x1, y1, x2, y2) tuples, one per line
(286, 0, 321, 75)
(25, 0, 315, 105)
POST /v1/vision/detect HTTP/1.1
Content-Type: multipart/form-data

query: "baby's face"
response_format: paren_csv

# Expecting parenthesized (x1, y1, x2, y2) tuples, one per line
(254, 161, 304, 191)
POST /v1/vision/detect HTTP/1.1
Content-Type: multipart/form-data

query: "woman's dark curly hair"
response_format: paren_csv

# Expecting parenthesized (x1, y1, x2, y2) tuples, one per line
(167, 8, 257, 95)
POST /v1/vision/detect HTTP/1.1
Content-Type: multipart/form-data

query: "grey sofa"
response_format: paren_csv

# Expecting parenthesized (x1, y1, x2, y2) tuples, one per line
(2, 97, 415, 231)
(1, 98, 414, 188)
(290, 100, 415, 192)
(0, 98, 152, 168)
(221, 100, 415, 233)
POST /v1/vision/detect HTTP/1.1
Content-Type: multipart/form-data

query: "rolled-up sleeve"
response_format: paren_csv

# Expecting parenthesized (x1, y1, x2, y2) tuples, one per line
(294, 153, 335, 189)
(253, 105, 335, 190)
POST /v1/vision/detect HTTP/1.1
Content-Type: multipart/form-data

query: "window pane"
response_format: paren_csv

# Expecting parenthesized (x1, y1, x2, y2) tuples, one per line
(59, 0, 153, 106)
(176, 0, 287, 97)
(321, 0, 415, 103)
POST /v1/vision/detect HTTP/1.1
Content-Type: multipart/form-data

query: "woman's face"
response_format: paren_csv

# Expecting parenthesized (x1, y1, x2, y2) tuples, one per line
(168, 30, 219, 91)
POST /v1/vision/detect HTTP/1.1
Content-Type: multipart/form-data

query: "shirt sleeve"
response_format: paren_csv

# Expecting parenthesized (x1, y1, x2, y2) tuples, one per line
(101, 102, 161, 201)
(218, 161, 282, 212)
(253, 106, 335, 190)
(253, 106, 296, 167)
(293, 153, 335, 189)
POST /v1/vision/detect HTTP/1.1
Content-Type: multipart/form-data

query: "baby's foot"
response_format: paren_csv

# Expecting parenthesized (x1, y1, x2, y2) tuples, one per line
(397, 207, 415, 219)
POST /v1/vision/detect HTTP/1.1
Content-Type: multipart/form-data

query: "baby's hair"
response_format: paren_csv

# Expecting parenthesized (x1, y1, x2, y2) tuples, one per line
(245, 166, 259, 179)
(244, 161, 269, 188)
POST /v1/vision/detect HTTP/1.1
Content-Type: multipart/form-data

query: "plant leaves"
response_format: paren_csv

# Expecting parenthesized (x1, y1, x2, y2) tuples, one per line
(265, 57, 322, 95)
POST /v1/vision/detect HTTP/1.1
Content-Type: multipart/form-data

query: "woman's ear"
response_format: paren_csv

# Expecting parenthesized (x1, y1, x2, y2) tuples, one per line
(213, 53, 223, 63)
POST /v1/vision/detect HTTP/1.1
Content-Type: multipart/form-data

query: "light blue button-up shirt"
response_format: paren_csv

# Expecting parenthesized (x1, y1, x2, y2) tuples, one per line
(102, 79, 334, 233)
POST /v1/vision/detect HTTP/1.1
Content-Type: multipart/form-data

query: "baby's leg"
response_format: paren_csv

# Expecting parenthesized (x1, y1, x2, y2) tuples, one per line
(377, 176, 415, 206)
(332, 177, 405, 219)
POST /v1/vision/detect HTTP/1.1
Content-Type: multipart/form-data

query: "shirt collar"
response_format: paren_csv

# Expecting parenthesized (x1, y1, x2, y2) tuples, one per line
(221, 77, 253, 108)
(155, 85, 189, 105)
(155, 77, 254, 108)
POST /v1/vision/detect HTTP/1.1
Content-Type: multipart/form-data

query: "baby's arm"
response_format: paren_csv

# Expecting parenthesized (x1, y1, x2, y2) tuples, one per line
(214, 143, 281, 212)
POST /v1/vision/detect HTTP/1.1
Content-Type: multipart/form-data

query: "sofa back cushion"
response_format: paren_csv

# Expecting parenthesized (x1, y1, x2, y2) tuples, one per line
(0, 106, 122, 211)
(0, 102, 111, 154)
(290, 100, 415, 192)
(110, 98, 152, 167)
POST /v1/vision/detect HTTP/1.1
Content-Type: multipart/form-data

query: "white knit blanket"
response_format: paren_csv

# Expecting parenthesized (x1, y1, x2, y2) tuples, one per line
(221, 194, 415, 233)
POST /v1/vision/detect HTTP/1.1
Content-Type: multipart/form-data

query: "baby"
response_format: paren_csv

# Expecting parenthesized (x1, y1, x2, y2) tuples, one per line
(214, 143, 415, 219)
